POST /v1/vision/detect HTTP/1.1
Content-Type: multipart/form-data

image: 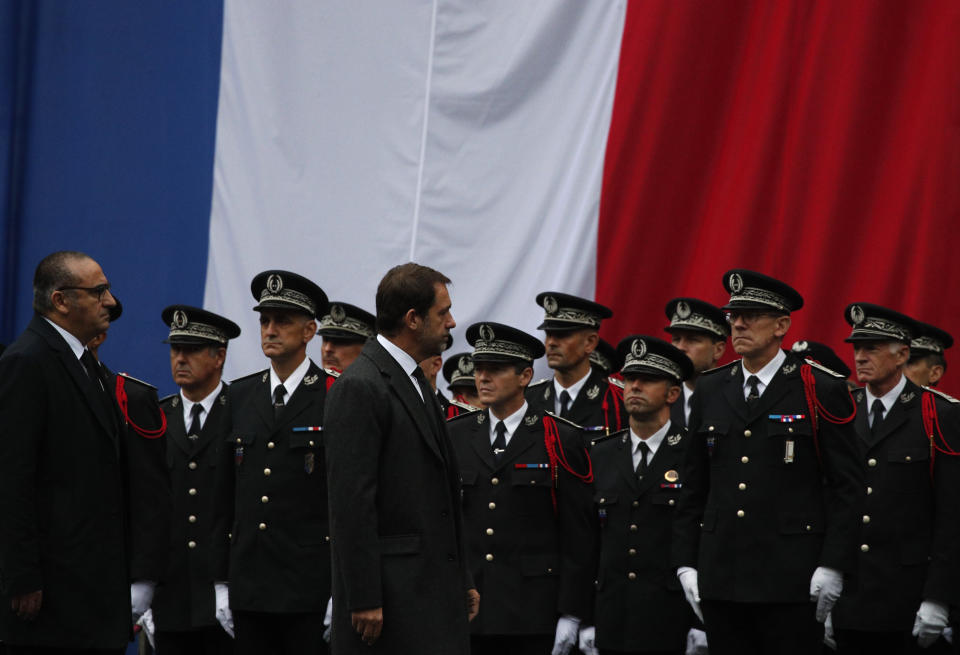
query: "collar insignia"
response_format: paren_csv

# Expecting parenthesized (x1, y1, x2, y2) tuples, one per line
(543, 386, 551, 400)
(524, 415, 538, 426)
(667, 434, 682, 446)
(586, 384, 600, 400)
(782, 362, 797, 375)
(262, 371, 269, 383)
(303, 374, 319, 386)
(900, 391, 915, 404)
(171, 396, 180, 408)
(855, 391, 864, 403)
(219, 394, 227, 405)
(477, 413, 486, 424)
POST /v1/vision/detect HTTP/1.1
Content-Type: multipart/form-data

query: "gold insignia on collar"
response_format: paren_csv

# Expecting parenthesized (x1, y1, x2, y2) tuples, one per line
(171, 396, 180, 408)
(586, 384, 600, 400)
(782, 363, 797, 375)
(665, 469, 679, 482)
(219, 394, 227, 405)
(303, 374, 319, 386)
(477, 413, 486, 424)
(524, 415, 538, 426)
(667, 434, 682, 446)
(900, 391, 915, 404)
(855, 391, 864, 403)
(731, 366, 738, 377)
(543, 386, 551, 400)
(261, 371, 269, 383)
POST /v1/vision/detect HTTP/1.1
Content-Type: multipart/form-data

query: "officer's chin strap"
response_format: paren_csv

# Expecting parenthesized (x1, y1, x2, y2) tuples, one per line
(800, 363, 856, 466)
(115, 376, 167, 439)
(922, 392, 960, 479)
(543, 415, 594, 515)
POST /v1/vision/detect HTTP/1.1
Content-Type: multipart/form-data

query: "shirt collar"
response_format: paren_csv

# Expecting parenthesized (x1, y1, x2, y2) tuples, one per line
(741, 348, 787, 389)
(180, 381, 224, 425)
(630, 419, 672, 458)
(488, 401, 529, 445)
(44, 317, 86, 360)
(270, 355, 312, 399)
(865, 372, 908, 414)
(554, 368, 592, 403)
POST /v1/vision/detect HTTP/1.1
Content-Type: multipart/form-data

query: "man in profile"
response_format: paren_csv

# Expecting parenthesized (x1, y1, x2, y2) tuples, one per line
(325, 262, 478, 654)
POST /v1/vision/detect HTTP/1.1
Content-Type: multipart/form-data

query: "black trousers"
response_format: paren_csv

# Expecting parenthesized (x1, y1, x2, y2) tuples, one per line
(470, 634, 554, 655)
(701, 600, 823, 655)
(155, 625, 234, 655)
(234, 611, 327, 655)
(835, 628, 952, 655)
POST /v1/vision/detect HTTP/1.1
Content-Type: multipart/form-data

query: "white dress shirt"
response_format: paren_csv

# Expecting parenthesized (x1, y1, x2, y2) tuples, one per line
(682, 384, 695, 423)
(865, 373, 907, 427)
(180, 381, 224, 432)
(377, 334, 424, 401)
(630, 420, 671, 470)
(553, 369, 592, 415)
(269, 355, 311, 403)
(741, 348, 787, 399)
(488, 402, 528, 448)
(44, 317, 85, 360)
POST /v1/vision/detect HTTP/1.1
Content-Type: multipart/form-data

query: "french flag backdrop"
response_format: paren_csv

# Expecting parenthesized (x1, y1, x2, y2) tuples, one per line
(2, 0, 959, 398)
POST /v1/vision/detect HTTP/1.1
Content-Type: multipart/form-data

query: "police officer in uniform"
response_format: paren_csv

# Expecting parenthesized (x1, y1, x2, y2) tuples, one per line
(831, 304, 960, 653)
(526, 292, 626, 435)
(788, 340, 852, 380)
(905, 320, 952, 389)
(317, 301, 375, 374)
(210, 270, 334, 655)
(447, 322, 595, 655)
(672, 270, 863, 655)
(580, 336, 696, 655)
(152, 306, 240, 654)
(443, 352, 483, 417)
(663, 298, 729, 430)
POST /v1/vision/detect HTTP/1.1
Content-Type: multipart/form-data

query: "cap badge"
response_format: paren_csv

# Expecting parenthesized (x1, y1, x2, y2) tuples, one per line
(267, 273, 284, 294)
(900, 391, 915, 404)
(479, 324, 495, 343)
(792, 341, 808, 352)
(330, 304, 346, 324)
(524, 415, 538, 427)
(586, 384, 600, 400)
(630, 338, 647, 361)
(664, 468, 680, 481)
(543, 295, 559, 315)
(172, 309, 188, 329)
(667, 435, 682, 447)
(458, 357, 474, 375)
(850, 305, 865, 326)
(676, 301, 691, 319)
(729, 273, 744, 293)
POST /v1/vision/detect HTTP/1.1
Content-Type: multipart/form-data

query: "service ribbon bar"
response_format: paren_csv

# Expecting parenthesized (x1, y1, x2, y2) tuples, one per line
(515, 463, 550, 469)
(768, 414, 806, 422)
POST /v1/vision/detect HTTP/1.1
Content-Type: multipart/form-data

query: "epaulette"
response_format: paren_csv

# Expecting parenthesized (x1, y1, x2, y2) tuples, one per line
(607, 377, 624, 389)
(527, 378, 550, 388)
(231, 369, 269, 384)
(447, 407, 483, 421)
(159, 393, 178, 405)
(803, 358, 846, 379)
(544, 411, 583, 430)
(923, 386, 960, 404)
(702, 360, 739, 376)
(589, 427, 628, 448)
(324, 368, 340, 378)
(450, 398, 478, 411)
(117, 372, 157, 390)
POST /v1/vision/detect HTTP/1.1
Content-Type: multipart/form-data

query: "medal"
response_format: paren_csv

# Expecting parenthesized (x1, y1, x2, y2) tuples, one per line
(784, 439, 795, 464)
(664, 469, 679, 482)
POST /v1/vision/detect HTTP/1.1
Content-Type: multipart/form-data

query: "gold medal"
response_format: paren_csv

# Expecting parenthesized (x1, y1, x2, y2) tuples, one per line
(664, 470, 679, 482)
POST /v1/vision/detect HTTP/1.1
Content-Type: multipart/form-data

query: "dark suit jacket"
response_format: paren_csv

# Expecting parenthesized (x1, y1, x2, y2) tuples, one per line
(670, 389, 688, 431)
(448, 406, 596, 636)
(0, 315, 130, 648)
(672, 351, 864, 603)
(153, 383, 229, 631)
(833, 379, 960, 631)
(211, 360, 332, 613)
(592, 425, 694, 652)
(526, 369, 627, 437)
(325, 338, 471, 655)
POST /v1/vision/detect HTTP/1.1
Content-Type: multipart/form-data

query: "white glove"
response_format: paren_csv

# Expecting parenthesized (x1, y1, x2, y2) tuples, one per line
(944, 626, 954, 645)
(912, 599, 949, 647)
(552, 615, 581, 655)
(685, 627, 708, 655)
(323, 596, 333, 643)
(214, 582, 235, 638)
(677, 567, 704, 623)
(823, 612, 836, 650)
(130, 581, 156, 622)
(809, 566, 843, 622)
(578, 625, 598, 655)
(137, 608, 156, 649)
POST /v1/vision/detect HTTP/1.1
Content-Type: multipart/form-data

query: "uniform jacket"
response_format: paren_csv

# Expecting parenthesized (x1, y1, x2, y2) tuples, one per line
(670, 392, 687, 431)
(592, 425, 695, 652)
(672, 351, 864, 602)
(448, 407, 596, 636)
(325, 338, 471, 655)
(526, 368, 627, 438)
(153, 383, 229, 631)
(833, 379, 960, 631)
(210, 360, 332, 613)
(0, 315, 130, 648)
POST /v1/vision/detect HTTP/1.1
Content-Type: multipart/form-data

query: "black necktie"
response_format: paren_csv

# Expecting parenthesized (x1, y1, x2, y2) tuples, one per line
(493, 421, 507, 462)
(637, 441, 650, 478)
(870, 398, 885, 434)
(80, 349, 104, 390)
(188, 403, 203, 440)
(559, 390, 571, 417)
(746, 375, 761, 405)
(412, 366, 432, 406)
(273, 384, 287, 416)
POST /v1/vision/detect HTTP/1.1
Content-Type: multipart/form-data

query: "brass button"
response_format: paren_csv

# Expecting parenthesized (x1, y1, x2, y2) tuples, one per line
(628, 572, 637, 580)
(741, 456, 750, 464)
(738, 483, 747, 490)
(264, 468, 272, 476)
(867, 458, 877, 467)
(529, 480, 536, 486)
(599, 497, 605, 503)
(188, 488, 197, 496)
(187, 540, 196, 549)
(632, 500, 639, 507)
(708, 426, 715, 432)
(491, 477, 499, 485)
(259, 523, 267, 531)
(486, 528, 494, 536)
(188, 515, 197, 523)
(267, 441, 275, 449)
(488, 502, 496, 510)
(806, 525, 812, 531)
(628, 548, 637, 556)
(188, 461, 198, 470)
(309, 440, 315, 447)
(862, 515, 871, 524)
(325, 536, 330, 542)
(867, 486, 873, 495)
(737, 510, 745, 518)
(743, 429, 752, 437)
(788, 427, 794, 433)
(235, 438, 242, 444)
(861, 544, 869, 552)
(905, 455, 912, 462)
(261, 496, 269, 504)
(485, 553, 494, 562)
(668, 499, 676, 506)
(630, 524, 638, 532)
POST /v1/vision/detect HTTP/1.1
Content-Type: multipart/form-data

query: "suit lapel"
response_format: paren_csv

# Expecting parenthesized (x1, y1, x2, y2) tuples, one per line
(469, 413, 497, 471)
(871, 381, 915, 446)
(497, 409, 541, 471)
(568, 369, 603, 425)
(750, 352, 798, 422)
(56, 340, 118, 444)
(274, 361, 323, 433)
(166, 396, 192, 455)
(616, 433, 640, 494)
(670, 397, 686, 431)
(194, 384, 229, 453)
(252, 370, 275, 430)
(722, 362, 750, 422)
(852, 389, 871, 448)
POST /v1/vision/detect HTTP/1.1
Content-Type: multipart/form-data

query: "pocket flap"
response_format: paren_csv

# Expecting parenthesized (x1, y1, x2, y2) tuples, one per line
(651, 491, 680, 507)
(520, 554, 559, 576)
(595, 493, 619, 506)
(512, 469, 552, 487)
(461, 470, 479, 486)
(768, 420, 813, 436)
(379, 534, 421, 556)
(778, 514, 824, 534)
(698, 420, 729, 436)
(289, 432, 321, 449)
(227, 433, 255, 446)
(888, 447, 929, 463)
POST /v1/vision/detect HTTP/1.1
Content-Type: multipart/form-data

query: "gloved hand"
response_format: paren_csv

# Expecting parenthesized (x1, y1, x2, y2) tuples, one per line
(214, 582, 235, 638)
(943, 626, 954, 645)
(552, 615, 580, 655)
(137, 608, 156, 649)
(685, 627, 708, 655)
(130, 581, 156, 622)
(323, 596, 333, 643)
(913, 599, 949, 647)
(578, 625, 598, 655)
(823, 612, 837, 650)
(809, 566, 843, 622)
(678, 567, 704, 623)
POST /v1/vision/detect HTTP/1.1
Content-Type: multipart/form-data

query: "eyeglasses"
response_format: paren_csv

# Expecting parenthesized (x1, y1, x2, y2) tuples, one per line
(724, 310, 779, 324)
(56, 283, 112, 302)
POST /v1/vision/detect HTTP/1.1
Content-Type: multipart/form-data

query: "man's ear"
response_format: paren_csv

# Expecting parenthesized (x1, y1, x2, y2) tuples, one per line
(666, 384, 682, 405)
(774, 316, 792, 339)
(583, 330, 599, 354)
(929, 364, 945, 386)
(302, 319, 317, 344)
(50, 289, 71, 316)
(403, 308, 420, 331)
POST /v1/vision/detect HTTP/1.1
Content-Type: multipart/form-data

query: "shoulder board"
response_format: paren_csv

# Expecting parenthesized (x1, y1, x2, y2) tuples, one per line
(589, 428, 629, 448)
(117, 372, 157, 390)
(159, 393, 178, 405)
(527, 377, 550, 388)
(702, 360, 739, 376)
(607, 377, 624, 389)
(324, 368, 341, 378)
(449, 398, 478, 411)
(231, 369, 269, 384)
(803, 358, 846, 379)
(447, 408, 483, 421)
(923, 386, 960, 404)
(544, 411, 583, 430)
